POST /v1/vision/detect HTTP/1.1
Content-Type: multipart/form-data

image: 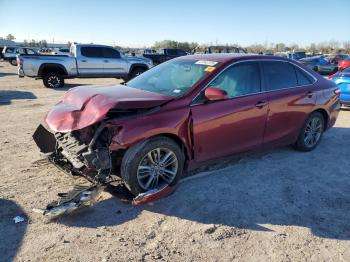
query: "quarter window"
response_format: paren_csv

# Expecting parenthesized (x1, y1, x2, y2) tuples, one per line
(263, 61, 298, 91)
(209, 62, 261, 98)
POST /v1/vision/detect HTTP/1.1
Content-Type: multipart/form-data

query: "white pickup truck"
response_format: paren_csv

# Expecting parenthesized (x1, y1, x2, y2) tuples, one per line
(17, 44, 154, 88)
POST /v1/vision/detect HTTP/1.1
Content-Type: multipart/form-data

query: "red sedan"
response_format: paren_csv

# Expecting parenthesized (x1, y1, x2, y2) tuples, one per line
(338, 59, 350, 71)
(34, 54, 340, 196)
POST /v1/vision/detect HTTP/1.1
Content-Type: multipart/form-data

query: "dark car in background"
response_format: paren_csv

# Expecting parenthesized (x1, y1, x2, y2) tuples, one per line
(206, 46, 246, 54)
(143, 48, 187, 65)
(33, 54, 340, 196)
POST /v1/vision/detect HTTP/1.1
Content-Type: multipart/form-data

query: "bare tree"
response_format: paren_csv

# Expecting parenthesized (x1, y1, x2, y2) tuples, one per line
(6, 34, 15, 41)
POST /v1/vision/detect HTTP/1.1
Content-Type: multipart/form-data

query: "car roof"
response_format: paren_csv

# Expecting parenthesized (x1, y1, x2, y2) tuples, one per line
(182, 53, 289, 63)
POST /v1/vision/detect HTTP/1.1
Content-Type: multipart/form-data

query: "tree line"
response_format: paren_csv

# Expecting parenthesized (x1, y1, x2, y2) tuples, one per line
(2, 34, 350, 54)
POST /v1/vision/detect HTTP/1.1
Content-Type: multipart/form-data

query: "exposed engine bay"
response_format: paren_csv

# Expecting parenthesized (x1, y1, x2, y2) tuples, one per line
(32, 114, 177, 218)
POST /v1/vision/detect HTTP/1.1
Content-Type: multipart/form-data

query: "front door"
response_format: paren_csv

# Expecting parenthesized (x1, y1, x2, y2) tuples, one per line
(191, 61, 268, 162)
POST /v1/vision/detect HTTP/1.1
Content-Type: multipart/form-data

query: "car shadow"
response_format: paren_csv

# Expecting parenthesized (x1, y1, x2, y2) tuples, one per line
(0, 72, 17, 77)
(0, 199, 27, 262)
(0, 90, 37, 105)
(58, 127, 350, 240)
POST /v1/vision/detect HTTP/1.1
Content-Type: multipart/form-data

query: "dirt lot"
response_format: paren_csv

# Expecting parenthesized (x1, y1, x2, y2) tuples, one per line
(0, 60, 350, 262)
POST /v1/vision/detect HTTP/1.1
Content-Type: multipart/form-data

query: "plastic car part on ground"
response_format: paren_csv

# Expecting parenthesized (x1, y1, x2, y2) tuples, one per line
(33, 183, 178, 219)
(33, 184, 104, 219)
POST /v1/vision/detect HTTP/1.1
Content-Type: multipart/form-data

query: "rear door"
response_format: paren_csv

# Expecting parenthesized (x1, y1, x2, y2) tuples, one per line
(102, 47, 128, 77)
(191, 61, 268, 162)
(261, 61, 317, 147)
(77, 46, 104, 76)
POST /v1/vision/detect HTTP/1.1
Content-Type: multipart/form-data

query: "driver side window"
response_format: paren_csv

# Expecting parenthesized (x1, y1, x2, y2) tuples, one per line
(210, 62, 261, 98)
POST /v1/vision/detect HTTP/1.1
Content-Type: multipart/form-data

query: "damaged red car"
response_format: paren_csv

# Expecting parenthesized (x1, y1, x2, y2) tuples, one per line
(34, 54, 340, 196)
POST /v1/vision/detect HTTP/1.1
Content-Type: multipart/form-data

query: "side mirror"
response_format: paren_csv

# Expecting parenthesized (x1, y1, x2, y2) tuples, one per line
(204, 86, 228, 101)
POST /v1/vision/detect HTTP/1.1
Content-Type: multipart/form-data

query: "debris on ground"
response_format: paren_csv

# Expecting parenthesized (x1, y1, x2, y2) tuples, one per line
(13, 216, 25, 224)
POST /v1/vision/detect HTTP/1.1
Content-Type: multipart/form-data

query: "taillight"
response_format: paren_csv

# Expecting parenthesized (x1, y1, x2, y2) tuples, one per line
(334, 88, 341, 95)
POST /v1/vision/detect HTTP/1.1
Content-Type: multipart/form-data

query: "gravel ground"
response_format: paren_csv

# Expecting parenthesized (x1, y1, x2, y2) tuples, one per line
(0, 60, 350, 262)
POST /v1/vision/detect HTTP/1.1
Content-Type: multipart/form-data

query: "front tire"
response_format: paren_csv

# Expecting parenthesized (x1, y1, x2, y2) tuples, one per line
(121, 136, 184, 196)
(294, 112, 325, 152)
(43, 72, 64, 88)
(129, 67, 146, 80)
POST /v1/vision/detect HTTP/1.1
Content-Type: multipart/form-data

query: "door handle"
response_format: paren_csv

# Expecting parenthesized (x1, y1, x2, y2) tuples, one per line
(306, 91, 314, 98)
(81, 60, 87, 62)
(255, 101, 268, 108)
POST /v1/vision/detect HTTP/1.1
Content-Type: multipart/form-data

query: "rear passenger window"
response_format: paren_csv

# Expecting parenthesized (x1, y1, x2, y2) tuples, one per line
(263, 61, 297, 91)
(102, 48, 121, 58)
(81, 47, 102, 58)
(294, 66, 313, 85)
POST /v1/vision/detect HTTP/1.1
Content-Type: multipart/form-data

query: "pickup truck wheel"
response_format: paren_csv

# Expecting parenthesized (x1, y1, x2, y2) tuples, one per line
(130, 68, 146, 79)
(43, 73, 64, 88)
(10, 59, 17, 66)
(121, 136, 184, 196)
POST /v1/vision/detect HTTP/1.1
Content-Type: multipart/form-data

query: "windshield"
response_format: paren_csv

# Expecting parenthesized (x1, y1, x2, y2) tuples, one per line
(127, 58, 219, 97)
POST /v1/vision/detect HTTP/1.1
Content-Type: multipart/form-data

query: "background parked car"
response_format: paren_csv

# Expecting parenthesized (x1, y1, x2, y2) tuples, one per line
(205, 46, 247, 54)
(325, 54, 350, 64)
(51, 48, 70, 56)
(143, 48, 187, 65)
(274, 51, 306, 60)
(299, 55, 338, 75)
(328, 66, 350, 106)
(338, 59, 350, 70)
(2, 46, 37, 66)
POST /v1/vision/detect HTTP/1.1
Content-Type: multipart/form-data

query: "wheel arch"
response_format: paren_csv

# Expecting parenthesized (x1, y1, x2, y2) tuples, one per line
(312, 108, 329, 131)
(129, 63, 148, 74)
(38, 63, 68, 77)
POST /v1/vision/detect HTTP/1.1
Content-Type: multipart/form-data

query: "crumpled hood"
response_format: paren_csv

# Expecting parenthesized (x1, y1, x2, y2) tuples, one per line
(45, 84, 172, 132)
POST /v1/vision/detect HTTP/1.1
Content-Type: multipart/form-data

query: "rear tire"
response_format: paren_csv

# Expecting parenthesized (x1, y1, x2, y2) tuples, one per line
(294, 112, 325, 152)
(121, 136, 184, 196)
(43, 72, 64, 88)
(10, 59, 17, 66)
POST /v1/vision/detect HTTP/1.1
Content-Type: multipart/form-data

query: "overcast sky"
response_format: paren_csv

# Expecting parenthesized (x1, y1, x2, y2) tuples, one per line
(0, 0, 349, 47)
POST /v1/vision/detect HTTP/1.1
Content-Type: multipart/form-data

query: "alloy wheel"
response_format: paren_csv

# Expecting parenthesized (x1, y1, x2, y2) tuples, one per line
(137, 148, 178, 190)
(48, 75, 60, 88)
(304, 117, 323, 148)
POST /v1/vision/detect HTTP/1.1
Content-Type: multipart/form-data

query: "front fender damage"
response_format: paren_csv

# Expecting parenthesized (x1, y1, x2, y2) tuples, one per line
(32, 122, 179, 219)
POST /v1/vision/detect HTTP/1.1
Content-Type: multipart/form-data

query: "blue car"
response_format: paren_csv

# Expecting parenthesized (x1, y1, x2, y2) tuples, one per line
(330, 67, 350, 106)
